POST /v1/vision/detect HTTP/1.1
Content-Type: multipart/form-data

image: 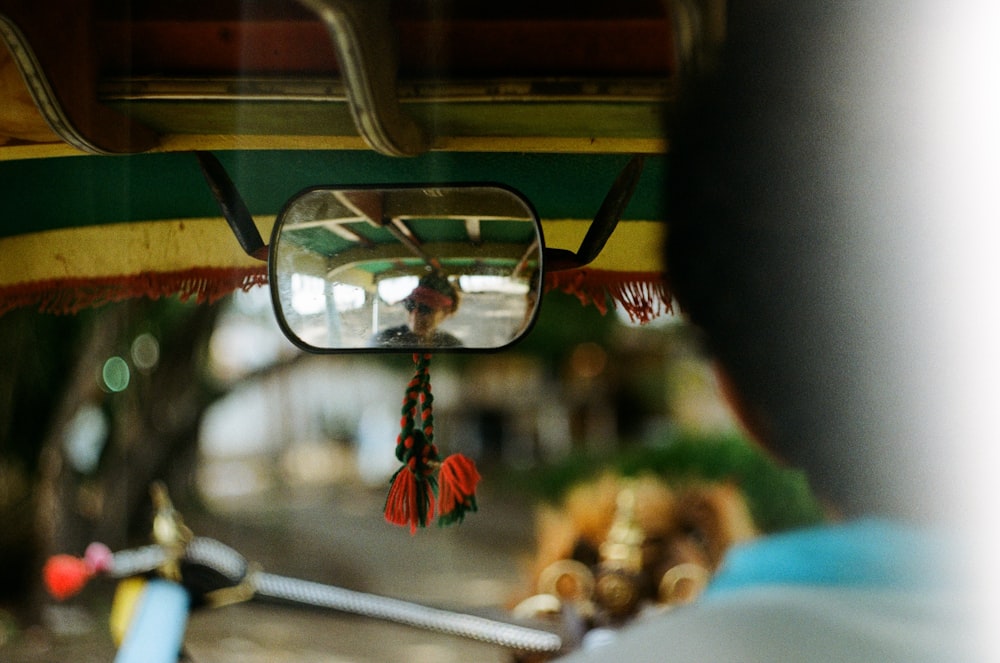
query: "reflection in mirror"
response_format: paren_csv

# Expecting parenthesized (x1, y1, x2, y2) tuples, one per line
(269, 185, 543, 351)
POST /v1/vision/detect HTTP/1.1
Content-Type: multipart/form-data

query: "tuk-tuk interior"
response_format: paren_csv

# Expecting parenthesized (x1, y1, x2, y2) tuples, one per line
(1, 2, 996, 662)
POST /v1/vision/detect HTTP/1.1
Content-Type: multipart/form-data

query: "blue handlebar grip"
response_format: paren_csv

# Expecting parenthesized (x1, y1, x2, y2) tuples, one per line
(114, 579, 191, 663)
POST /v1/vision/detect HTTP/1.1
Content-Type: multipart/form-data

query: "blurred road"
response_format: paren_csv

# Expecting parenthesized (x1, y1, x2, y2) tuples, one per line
(4, 481, 540, 663)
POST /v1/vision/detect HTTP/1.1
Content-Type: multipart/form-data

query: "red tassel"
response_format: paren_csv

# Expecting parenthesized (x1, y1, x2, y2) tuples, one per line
(437, 454, 481, 526)
(386, 353, 483, 533)
(384, 465, 436, 534)
(43, 555, 93, 600)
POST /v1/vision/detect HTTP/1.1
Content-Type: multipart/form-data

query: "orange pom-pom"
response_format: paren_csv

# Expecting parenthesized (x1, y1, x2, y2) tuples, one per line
(438, 454, 480, 526)
(384, 467, 435, 534)
(43, 555, 93, 600)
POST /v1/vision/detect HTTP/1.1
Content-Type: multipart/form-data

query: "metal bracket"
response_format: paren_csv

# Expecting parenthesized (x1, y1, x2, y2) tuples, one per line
(544, 155, 647, 271)
(0, 0, 158, 154)
(296, 0, 429, 156)
(195, 152, 269, 261)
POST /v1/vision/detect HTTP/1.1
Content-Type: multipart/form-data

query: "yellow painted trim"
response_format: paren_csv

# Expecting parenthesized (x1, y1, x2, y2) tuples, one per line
(159, 135, 667, 154)
(155, 134, 369, 154)
(0, 134, 668, 161)
(543, 219, 665, 272)
(434, 136, 667, 154)
(158, 135, 667, 154)
(0, 217, 274, 286)
(0, 141, 81, 161)
(0, 216, 664, 285)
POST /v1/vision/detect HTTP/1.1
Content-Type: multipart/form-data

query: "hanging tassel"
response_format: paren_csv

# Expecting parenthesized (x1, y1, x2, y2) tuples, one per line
(385, 354, 439, 533)
(384, 353, 481, 534)
(385, 439, 438, 534)
(438, 453, 481, 526)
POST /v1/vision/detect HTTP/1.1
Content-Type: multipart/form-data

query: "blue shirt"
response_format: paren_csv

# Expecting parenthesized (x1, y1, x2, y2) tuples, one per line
(706, 518, 947, 595)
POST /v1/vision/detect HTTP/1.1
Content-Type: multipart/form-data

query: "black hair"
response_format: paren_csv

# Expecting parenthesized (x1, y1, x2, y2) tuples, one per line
(665, 2, 940, 520)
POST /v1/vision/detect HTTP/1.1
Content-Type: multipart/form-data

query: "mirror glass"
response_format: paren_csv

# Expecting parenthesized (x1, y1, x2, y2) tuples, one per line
(269, 185, 543, 351)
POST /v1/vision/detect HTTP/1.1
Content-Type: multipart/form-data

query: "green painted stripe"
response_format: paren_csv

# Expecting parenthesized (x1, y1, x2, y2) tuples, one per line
(0, 151, 666, 238)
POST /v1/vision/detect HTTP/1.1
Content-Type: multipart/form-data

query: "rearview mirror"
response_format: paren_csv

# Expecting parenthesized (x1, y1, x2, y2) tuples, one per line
(269, 184, 542, 352)
(197, 152, 643, 352)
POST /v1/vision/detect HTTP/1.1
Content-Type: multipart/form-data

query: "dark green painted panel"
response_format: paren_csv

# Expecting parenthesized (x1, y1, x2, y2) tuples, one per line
(0, 151, 666, 239)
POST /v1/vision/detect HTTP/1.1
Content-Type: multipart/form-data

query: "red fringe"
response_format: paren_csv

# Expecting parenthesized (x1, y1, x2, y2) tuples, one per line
(0, 267, 269, 316)
(544, 269, 673, 324)
(1, 267, 671, 324)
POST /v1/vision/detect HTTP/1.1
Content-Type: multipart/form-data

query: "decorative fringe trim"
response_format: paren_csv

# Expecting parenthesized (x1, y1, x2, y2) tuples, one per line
(545, 269, 673, 324)
(0, 267, 269, 316)
(1, 266, 669, 325)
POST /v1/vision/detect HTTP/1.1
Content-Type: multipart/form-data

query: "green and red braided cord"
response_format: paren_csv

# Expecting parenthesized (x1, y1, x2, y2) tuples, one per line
(385, 354, 480, 534)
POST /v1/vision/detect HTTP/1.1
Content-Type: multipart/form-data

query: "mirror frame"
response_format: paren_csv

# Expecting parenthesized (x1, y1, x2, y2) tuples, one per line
(267, 182, 546, 354)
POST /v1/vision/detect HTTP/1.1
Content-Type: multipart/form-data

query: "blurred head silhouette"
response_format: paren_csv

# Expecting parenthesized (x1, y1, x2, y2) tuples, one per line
(663, 2, 966, 523)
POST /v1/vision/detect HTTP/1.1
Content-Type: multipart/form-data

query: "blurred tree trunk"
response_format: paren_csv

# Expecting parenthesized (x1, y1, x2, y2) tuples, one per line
(89, 300, 223, 547)
(0, 307, 83, 622)
(0, 297, 224, 622)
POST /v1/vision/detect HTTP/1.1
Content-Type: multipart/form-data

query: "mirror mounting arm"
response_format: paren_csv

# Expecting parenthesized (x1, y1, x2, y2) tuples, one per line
(544, 155, 645, 272)
(195, 151, 269, 262)
(543, 247, 588, 272)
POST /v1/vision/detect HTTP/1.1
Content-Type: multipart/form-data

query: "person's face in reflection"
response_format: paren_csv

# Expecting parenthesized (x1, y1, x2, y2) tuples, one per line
(405, 299, 449, 339)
